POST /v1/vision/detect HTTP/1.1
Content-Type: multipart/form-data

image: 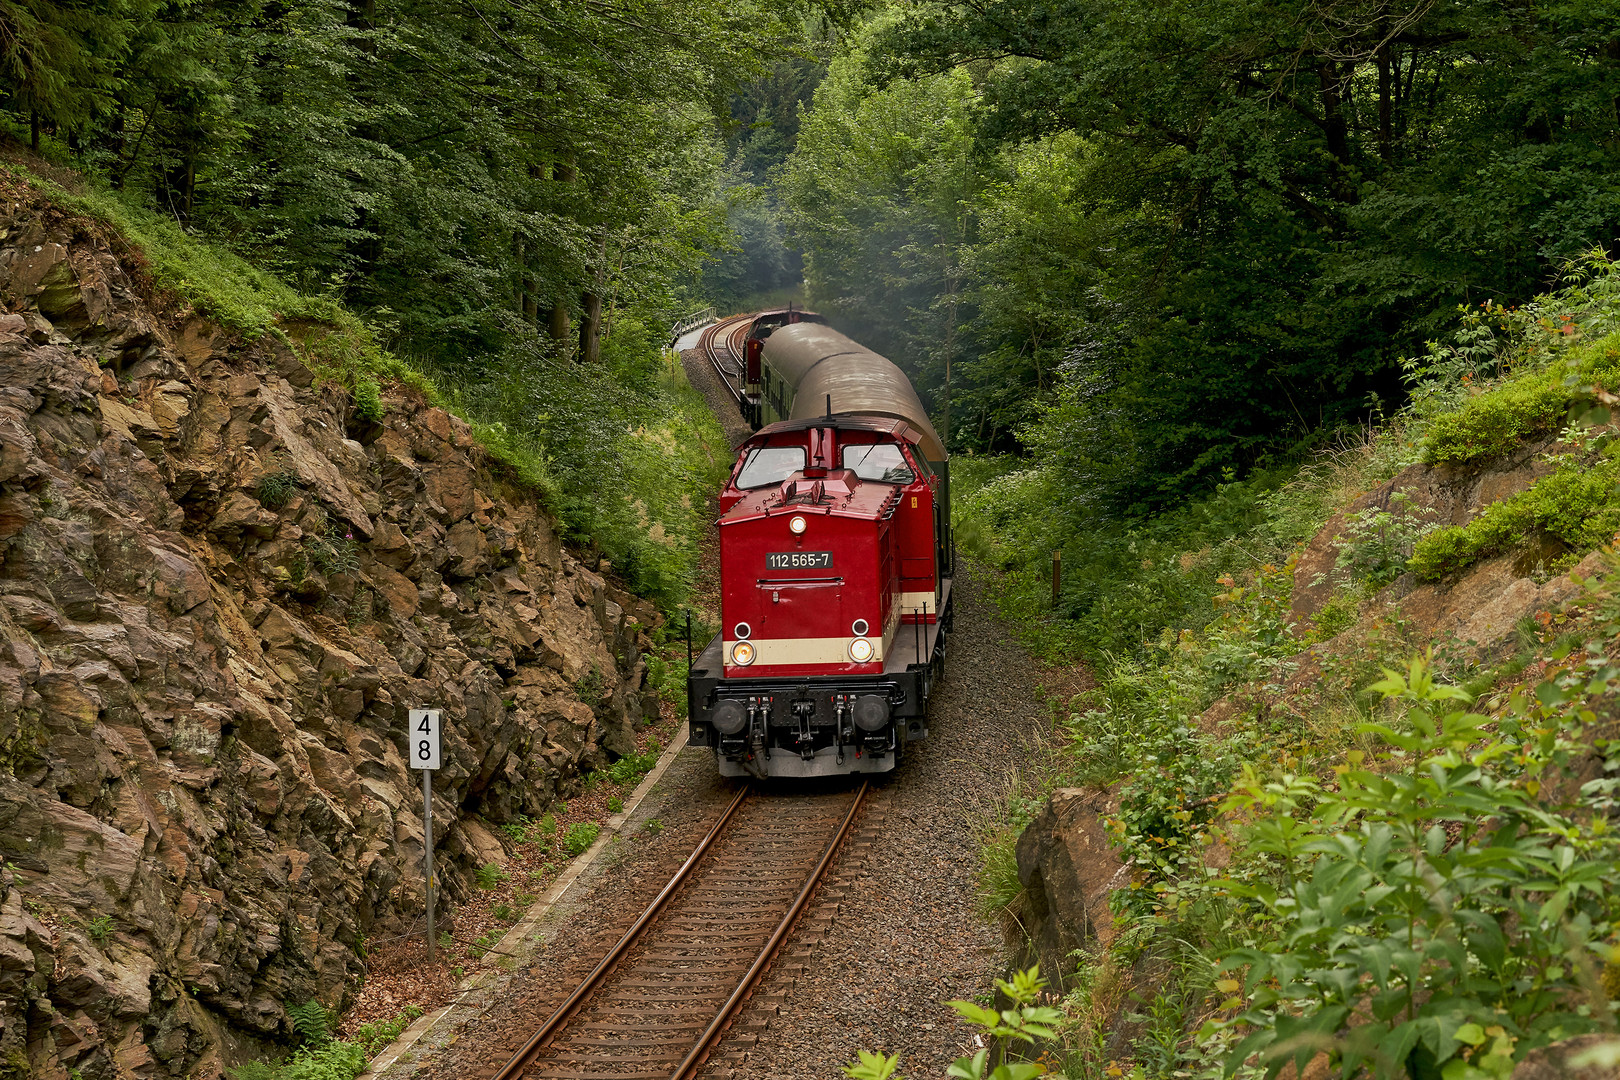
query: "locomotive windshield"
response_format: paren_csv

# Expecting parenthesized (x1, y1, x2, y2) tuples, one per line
(735, 446, 806, 489)
(842, 443, 915, 484)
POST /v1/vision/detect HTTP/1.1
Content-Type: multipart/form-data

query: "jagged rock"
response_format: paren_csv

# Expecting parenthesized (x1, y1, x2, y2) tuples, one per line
(1013, 787, 1128, 992)
(0, 184, 658, 1077)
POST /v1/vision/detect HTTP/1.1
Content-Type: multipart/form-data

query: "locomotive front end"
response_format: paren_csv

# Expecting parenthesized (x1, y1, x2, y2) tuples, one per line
(688, 420, 945, 778)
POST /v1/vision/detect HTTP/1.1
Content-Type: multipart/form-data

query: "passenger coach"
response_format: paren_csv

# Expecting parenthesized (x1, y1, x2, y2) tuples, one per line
(688, 319, 952, 779)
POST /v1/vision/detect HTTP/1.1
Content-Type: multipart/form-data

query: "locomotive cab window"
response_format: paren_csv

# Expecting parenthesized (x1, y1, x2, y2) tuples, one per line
(841, 443, 915, 485)
(735, 446, 806, 489)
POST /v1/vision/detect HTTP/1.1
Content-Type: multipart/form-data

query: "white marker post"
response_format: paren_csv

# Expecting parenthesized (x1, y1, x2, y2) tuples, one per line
(409, 708, 442, 960)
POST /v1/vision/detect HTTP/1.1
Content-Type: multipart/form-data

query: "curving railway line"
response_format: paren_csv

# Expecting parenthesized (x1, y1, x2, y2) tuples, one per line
(697, 314, 753, 409)
(481, 782, 868, 1080)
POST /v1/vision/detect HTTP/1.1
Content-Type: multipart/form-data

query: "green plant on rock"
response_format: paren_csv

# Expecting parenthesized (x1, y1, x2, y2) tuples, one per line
(500, 816, 533, 844)
(563, 822, 600, 856)
(256, 470, 301, 510)
(305, 521, 360, 576)
(352, 375, 383, 423)
(1410, 458, 1620, 580)
(1207, 652, 1620, 1080)
(1332, 491, 1437, 588)
(84, 914, 115, 945)
(845, 966, 1061, 1080)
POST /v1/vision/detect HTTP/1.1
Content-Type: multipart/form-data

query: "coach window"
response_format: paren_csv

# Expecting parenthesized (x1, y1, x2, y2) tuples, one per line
(736, 446, 806, 489)
(842, 443, 915, 484)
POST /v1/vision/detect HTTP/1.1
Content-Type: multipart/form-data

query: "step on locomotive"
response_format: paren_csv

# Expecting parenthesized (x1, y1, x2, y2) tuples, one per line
(687, 313, 952, 779)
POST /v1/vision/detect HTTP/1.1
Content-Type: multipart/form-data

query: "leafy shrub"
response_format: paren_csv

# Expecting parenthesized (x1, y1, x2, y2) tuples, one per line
(352, 375, 383, 422)
(499, 816, 533, 844)
(1332, 491, 1437, 587)
(1210, 654, 1620, 1080)
(537, 813, 558, 837)
(84, 915, 115, 945)
(845, 967, 1061, 1080)
(1409, 458, 1620, 579)
(644, 818, 664, 834)
(493, 903, 519, 923)
(607, 796, 624, 813)
(563, 822, 600, 856)
(474, 863, 508, 889)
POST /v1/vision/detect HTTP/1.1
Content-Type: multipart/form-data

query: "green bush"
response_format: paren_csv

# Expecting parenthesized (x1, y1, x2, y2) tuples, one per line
(1210, 654, 1620, 1080)
(563, 822, 600, 856)
(1422, 337, 1620, 466)
(353, 376, 383, 422)
(474, 863, 508, 889)
(1409, 458, 1620, 579)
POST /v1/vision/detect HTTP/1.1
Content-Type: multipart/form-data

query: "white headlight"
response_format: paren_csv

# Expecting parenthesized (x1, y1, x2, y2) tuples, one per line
(731, 641, 755, 666)
(789, 514, 807, 535)
(849, 638, 873, 662)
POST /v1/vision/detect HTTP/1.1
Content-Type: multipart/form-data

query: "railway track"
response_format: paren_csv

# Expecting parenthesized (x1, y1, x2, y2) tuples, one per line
(485, 782, 868, 1080)
(698, 314, 753, 408)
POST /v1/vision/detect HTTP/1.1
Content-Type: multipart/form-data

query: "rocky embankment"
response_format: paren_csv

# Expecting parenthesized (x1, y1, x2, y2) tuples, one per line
(1013, 447, 1609, 1055)
(0, 184, 659, 1078)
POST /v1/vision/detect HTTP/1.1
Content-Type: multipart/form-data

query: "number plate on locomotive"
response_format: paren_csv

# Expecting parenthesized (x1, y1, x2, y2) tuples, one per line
(766, 551, 833, 570)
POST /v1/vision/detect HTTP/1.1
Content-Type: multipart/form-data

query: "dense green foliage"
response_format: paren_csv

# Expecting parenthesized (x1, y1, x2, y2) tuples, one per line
(779, 0, 1620, 512)
(947, 257, 1620, 1080)
(0, 0, 812, 365)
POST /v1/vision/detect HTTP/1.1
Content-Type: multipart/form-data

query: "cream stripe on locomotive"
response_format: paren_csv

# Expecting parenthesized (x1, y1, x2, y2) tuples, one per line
(724, 635, 887, 666)
(900, 590, 940, 615)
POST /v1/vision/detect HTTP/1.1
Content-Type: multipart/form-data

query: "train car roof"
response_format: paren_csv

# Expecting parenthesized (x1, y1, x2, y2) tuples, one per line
(747, 414, 923, 443)
(760, 323, 945, 463)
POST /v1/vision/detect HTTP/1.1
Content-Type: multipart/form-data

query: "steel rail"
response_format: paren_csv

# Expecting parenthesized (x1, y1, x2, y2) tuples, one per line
(488, 785, 752, 1080)
(700, 313, 750, 406)
(668, 780, 870, 1080)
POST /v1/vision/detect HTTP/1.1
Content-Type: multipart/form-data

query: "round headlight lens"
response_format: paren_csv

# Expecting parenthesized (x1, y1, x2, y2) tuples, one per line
(849, 637, 874, 663)
(730, 640, 755, 666)
(852, 618, 870, 637)
(788, 514, 807, 535)
(733, 621, 751, 640)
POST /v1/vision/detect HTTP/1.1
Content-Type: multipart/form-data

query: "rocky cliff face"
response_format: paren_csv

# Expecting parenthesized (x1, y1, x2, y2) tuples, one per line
(0, 182, 660, 1078)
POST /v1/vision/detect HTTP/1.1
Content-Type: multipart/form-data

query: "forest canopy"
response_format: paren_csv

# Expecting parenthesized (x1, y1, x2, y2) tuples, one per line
(0, 0, 826, 368)
(782, 0, 1620, 513)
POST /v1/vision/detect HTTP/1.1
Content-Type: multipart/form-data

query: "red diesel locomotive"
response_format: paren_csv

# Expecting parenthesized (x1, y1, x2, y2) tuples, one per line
(687, 317, 952, 779)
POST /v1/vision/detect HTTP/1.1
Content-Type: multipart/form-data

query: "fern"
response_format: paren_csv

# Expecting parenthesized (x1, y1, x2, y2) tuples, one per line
(286, 999, 334, 1046)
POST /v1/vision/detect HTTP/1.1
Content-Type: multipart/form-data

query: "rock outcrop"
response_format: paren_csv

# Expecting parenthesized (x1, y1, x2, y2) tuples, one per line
(0, 181, 660, 1077)
(1014, 787, 1126, 989)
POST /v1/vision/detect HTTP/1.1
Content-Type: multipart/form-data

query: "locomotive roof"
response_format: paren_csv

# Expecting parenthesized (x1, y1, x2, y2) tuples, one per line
(760, 323, 945, 463)
(719, 468, 901, 527)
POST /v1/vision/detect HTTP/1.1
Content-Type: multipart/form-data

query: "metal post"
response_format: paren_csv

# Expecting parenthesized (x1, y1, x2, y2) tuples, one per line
(423, 767, 435, 961)
(1052, 549, 1062, 607)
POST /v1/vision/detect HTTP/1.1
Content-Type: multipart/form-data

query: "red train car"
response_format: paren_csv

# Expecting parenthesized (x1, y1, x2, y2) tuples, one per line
(688, 319, 952, 778)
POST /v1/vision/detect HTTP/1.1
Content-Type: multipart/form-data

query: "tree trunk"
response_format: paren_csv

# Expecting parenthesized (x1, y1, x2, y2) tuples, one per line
(578, 230, 608, 363)
(548, 301, 570, 350)
(1376, 45, 1393, 164)
(579, 290, 603, 364)
(30, 111, 40, 152)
